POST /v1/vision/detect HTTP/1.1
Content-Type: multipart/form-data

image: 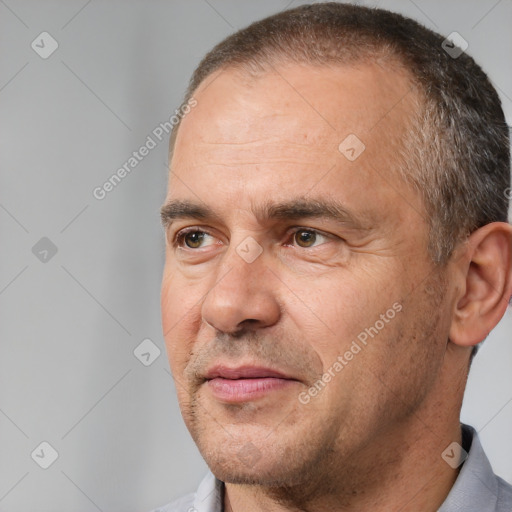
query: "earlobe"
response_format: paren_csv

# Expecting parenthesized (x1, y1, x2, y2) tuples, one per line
(449, 222, 512, 348)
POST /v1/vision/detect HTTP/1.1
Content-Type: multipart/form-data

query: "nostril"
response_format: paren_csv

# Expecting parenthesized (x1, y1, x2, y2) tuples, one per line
(230, 320, 261, 337)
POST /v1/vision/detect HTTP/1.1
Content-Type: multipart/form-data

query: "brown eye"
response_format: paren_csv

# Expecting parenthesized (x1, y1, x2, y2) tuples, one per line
(183, 231, 205, 248)
(294, 230, 317, 247)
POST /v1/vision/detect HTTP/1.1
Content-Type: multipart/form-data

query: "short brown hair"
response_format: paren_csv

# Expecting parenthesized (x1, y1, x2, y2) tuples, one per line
(170, 2, 510, 264)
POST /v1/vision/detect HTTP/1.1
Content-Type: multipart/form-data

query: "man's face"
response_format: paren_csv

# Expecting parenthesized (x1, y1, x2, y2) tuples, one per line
(161, 63, 454, 487)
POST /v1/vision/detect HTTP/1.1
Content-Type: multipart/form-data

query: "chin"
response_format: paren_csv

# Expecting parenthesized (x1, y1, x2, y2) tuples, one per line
(207, 459, 292, 487)
(199, 437, 317, 488)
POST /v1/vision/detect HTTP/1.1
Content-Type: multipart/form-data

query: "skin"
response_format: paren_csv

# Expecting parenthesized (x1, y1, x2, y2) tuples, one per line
(160, 62, 512, 511)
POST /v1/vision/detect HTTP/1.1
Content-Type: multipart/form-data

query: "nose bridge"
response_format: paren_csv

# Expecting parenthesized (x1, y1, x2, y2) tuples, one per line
(214, 249, 258, 299)
(216, 233, 268, 291)
(207, 240, 267, 308)
(201, 240, 280, 333)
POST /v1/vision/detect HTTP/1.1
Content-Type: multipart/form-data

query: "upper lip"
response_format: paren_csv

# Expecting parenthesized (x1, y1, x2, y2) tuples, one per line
(204, 365, 294, 380)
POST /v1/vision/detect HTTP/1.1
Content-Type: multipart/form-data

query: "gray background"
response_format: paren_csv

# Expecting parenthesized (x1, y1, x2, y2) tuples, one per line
(0, 1, 510, 510)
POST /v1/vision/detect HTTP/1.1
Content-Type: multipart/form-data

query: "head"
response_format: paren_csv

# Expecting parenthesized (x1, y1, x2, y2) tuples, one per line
(160, 2, 512, 494)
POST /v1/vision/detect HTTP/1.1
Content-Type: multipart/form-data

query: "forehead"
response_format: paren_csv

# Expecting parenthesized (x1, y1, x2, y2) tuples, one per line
(173, 61, 416, 161)
(167, 62, 423, 228)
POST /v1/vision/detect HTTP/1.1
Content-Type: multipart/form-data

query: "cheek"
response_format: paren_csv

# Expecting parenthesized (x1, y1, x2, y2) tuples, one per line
(161, 268, 178, 337)
(161, 270, 203, 372)
(161, 260, 204, 325)
(285, 271, 385, 358)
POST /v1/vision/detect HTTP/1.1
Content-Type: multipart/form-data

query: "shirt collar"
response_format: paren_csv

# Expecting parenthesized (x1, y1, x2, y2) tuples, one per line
(438, 424, 500, 511)
(192, 470, 224, 512)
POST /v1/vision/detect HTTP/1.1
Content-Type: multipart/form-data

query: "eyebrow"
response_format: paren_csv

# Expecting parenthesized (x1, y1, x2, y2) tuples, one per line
(160, 198, 374, 231)
(160, 200, 221, 228)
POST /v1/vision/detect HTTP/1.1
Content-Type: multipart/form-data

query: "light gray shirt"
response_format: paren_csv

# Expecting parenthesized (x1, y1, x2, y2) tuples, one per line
(152, 425, 512, 512)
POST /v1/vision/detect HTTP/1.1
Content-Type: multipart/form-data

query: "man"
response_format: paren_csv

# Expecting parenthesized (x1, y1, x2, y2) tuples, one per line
(156, 3, 512, 511)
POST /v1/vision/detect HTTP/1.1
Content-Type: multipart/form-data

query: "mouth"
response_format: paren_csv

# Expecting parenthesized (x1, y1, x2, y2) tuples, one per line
(204, 365, 299, 403)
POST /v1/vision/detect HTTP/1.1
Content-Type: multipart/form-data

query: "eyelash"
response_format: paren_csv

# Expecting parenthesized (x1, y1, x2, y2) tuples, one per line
(172, 227, 330, 249)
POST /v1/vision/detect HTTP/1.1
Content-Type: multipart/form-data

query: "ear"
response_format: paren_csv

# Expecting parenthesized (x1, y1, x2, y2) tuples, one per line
(449, 222, 512, 347)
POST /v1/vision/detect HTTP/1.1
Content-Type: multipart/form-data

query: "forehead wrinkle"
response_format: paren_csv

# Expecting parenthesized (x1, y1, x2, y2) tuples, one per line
(197, 138, 323, 148)
(180, 139, 338, 174)
(192, 139, 333, 159)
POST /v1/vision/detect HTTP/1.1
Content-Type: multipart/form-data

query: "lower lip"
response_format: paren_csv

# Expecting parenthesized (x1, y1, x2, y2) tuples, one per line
(206, 377, 296, 402)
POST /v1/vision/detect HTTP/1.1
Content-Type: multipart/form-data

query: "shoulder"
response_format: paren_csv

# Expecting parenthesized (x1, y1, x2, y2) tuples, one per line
(496, 474, 512, 511)
(148, 492, 195, 512)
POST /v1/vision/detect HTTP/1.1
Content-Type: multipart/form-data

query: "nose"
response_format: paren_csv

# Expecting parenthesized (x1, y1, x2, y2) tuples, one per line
(201, 246, 281, 335)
